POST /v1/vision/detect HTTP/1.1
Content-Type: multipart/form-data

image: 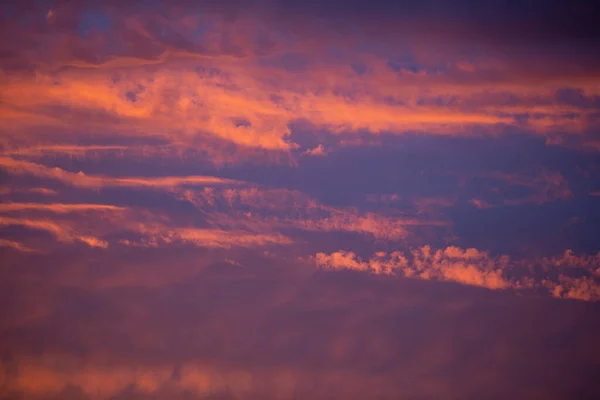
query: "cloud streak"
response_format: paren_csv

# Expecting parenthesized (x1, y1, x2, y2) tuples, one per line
(314, 246, 600, 301)
(0, 202, 126, 213)
(0, 216, 109, 248)
(0, 157, 242, 189)
(0, 238, 37, 253)
(173, 187, 446, 240)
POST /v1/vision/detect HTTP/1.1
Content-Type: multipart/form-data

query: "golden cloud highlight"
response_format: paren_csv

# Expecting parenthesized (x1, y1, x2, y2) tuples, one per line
(2, 30, 599, 162)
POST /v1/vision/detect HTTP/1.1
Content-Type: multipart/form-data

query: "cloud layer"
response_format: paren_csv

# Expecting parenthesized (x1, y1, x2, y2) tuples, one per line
(1, 1, 600, 398)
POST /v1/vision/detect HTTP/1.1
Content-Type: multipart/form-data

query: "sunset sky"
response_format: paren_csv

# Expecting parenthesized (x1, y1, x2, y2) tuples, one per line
(1, 0, 600, 399)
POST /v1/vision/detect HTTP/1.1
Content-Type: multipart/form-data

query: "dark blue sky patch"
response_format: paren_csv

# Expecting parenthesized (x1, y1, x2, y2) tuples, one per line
(79, 10, 111, 38)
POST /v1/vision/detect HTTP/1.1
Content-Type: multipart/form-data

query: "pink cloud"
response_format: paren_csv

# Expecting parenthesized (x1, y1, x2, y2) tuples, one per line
(0, 157, 242, 189)
(314, 246, 600, 300)
(0, 216, 109, 248)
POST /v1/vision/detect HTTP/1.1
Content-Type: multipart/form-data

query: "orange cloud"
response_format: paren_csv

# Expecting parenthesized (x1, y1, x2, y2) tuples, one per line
(549, 276, 600, 302)
(541, 250, 600, 272)
(0, 209, 292, 251)
(0, 157, 242, 189)
(0, 62, 517, 152)
(7, 356, 175, 398)
(0, 163, 436, 246)
(0, 238, 37, 253)
(315, 246, 510, 290)
(0, 202, 126, 213)
(0, 355, 385, 400)
(0, 216, 109, 248)
(0, 197, 294, 251)
(173, 187, 445, 240)
(0, 145, 128, 157)
(122, 227, 292, 249)
(315, 251, 371, 273)
(303, 144, 327, 156)
(0, 186, 58, 196)
(314, 246, 600, 300)
(2, 29, 599, 162)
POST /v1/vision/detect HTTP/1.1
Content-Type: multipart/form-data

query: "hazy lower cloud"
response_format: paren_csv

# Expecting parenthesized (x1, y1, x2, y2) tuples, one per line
(1, 0, 600, 398)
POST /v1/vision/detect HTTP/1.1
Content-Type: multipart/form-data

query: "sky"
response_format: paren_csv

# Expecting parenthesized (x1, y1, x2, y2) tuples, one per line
(1, 0, 600, 398)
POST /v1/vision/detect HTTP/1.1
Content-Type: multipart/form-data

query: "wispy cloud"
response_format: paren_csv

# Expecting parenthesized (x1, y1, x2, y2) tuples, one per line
(0, 203, 126, 213)
(0, 216, 109, 248)
(0, 157, 242, 189)
(121, 227, 292, 249)
(173, 187, 446, 240)
(0, 145, 129, 157)
(0, 187, 58, 196)
(0, 238, 37, 253)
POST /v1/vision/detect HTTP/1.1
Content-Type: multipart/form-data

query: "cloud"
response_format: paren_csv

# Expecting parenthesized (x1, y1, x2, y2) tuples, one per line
(173, 187, 446, 240)
(0, 157, 242, 189)
(121, 227, 291, 249)
(0, 63, 521, 154)
(0, 216, 109, 248)
(414, 197, 455, 214)
(538, 250, 600, 301)
(0, 187, 58, 196)
(0, 238, 37, 253)
(0, 199, 294, 251)
(0, 145, 129, 158)
(1, 2, 600, 399)
(0, 202, 129, 249)
(6, 157, 455, 250)
(464, 168, 574, 207)
(549, 276, 600, 301)
(469, 198, 492, 209)
(2, 355, 401, 399)
(314, 246, 600, 300)
(315, 246, 510, 290)
(1, 0, 600, 162)
(493, 169, 573, 205)
(315, 250, 372, 273)
(0, 202, 126, 213)
(2, 244, 600, 399)
(303, 144, 326, 156)
(541, 249, 600, 272)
